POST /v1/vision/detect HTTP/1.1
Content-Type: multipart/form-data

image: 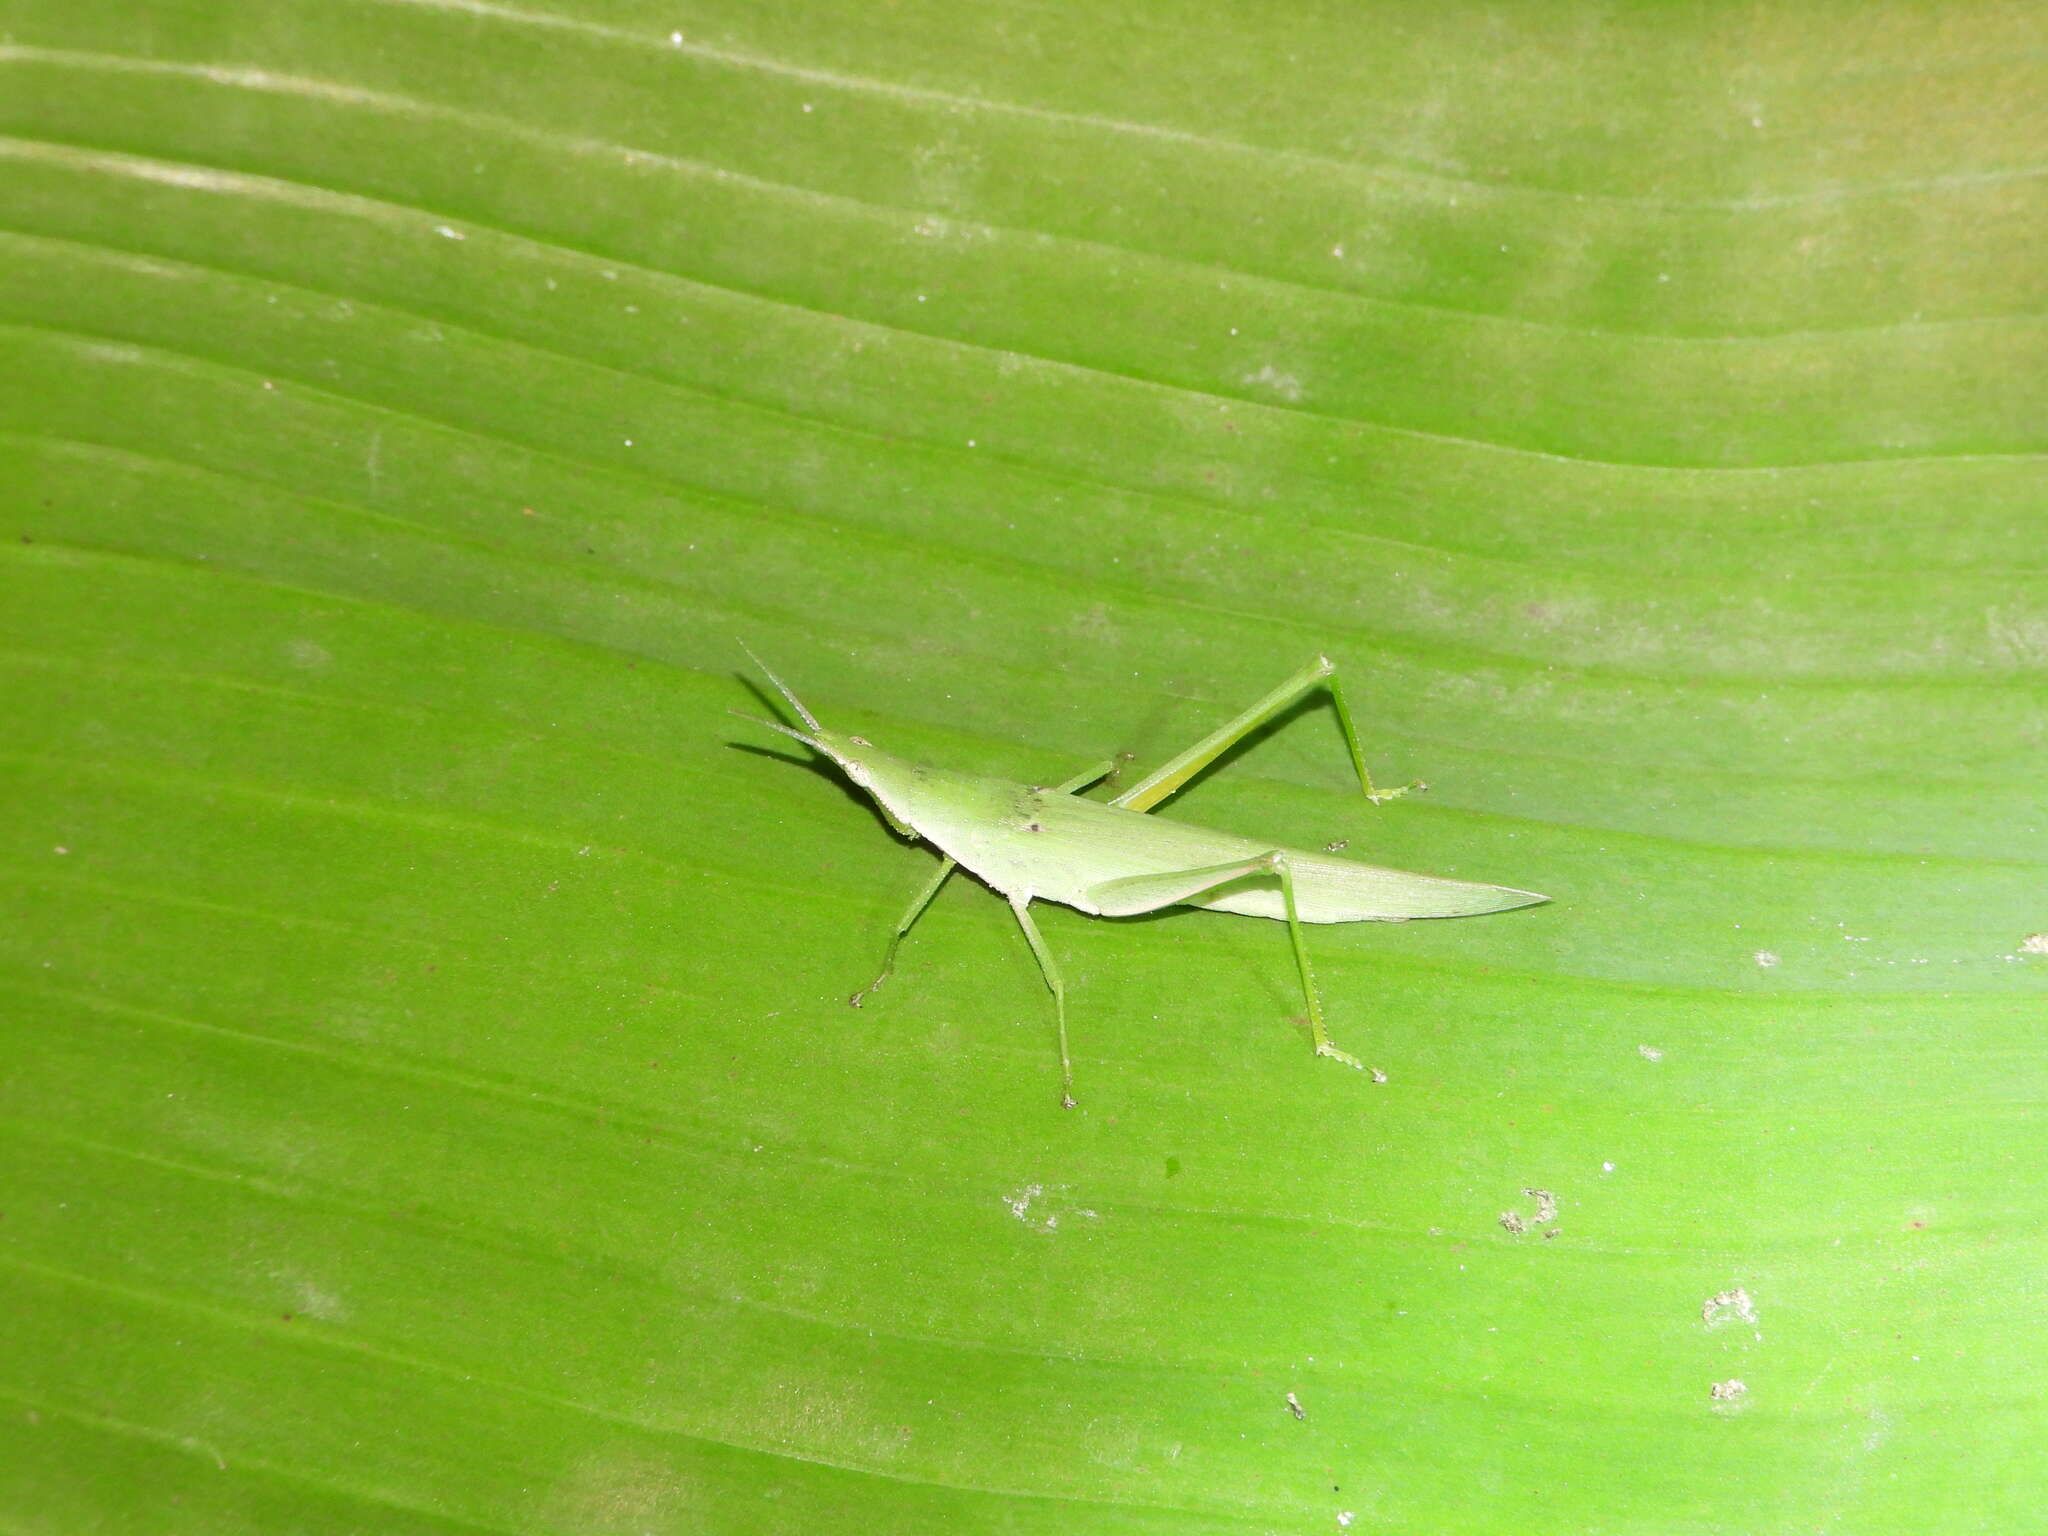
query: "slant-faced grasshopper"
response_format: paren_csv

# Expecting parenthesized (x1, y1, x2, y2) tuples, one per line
(736, 652, 1545, 1106)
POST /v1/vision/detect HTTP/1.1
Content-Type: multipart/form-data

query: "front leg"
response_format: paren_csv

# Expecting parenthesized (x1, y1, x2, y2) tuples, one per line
(850, 855, 956, 1007)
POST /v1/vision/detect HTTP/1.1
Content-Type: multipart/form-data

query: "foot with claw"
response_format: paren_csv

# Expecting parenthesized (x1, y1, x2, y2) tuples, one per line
(1366, 780, 1427, 805)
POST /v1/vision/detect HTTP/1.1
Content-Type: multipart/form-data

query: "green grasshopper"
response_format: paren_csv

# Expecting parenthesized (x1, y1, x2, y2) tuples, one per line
(737, 651, 1545, 1106)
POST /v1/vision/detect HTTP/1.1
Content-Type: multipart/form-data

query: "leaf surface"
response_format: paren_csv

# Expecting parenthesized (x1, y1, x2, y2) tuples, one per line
(3, 3, 2045, 1531)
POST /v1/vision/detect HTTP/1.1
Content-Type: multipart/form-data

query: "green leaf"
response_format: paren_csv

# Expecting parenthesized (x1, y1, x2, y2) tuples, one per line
(3, 3, 2043, 1531)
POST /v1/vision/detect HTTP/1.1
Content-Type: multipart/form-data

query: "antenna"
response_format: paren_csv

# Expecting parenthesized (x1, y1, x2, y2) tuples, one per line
(737, 640, 822, 732)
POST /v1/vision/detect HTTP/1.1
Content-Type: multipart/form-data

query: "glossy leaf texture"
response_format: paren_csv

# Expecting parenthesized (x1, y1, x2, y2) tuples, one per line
(3, 3, 2045, 1531)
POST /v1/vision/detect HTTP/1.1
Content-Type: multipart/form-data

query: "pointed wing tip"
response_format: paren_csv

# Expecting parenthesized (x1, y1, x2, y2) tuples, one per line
(1445, 883, 1547, 916)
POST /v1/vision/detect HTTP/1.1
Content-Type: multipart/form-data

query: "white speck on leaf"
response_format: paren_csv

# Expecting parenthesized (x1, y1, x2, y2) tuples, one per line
(1500, 1188, 1558, 1236)
(1003, 1183, 1098, 1233)
(1702, 1288, 1759, 1334)
(1242, 364, 1304, 401)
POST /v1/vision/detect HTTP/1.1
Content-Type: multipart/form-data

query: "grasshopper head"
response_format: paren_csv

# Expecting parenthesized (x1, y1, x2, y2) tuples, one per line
(805, 726, 883, 776)
(735, 644, 913, 827)
(734, 712, 917, 839)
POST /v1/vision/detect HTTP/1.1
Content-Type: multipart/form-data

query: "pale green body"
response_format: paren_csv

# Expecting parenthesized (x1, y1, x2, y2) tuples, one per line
(842, 745, 1537, 923)
(739, 650, 1546, 1105)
